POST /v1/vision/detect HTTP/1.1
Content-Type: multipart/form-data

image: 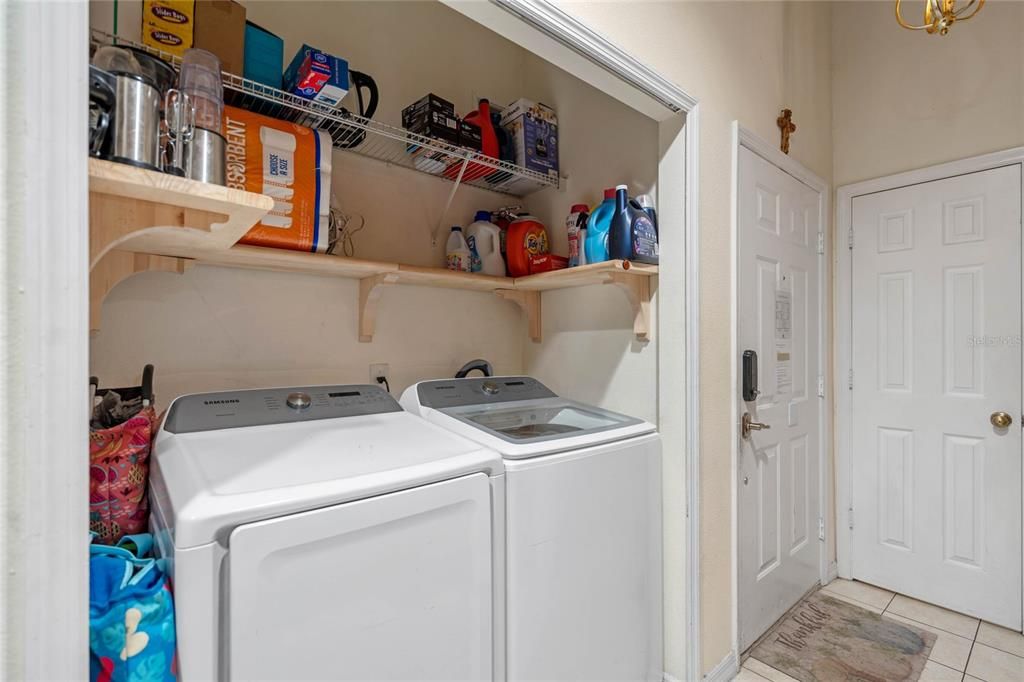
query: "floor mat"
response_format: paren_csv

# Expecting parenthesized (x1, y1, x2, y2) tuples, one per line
(749, 590, 936, 682)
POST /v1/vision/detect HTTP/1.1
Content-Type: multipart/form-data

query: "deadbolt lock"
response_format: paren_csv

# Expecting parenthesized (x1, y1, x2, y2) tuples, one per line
(742, 412, 770, 439)
(990, 411, 1013, 429)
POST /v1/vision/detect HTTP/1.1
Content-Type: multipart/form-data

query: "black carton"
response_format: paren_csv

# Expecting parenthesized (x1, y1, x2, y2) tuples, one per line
(458, 119, 483, 152)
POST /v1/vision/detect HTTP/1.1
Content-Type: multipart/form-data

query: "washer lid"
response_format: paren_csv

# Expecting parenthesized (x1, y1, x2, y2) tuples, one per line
(405, 377, 656, 458)
(152, 386, 502, 548)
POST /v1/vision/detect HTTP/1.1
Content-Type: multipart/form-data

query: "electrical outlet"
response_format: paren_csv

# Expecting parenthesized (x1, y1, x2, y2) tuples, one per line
(369, 363, 389, 383)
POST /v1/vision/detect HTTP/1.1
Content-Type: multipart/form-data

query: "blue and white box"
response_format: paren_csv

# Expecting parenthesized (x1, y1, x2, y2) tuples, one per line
(500, 98, 559, 179)
(283, 44, 350, 108)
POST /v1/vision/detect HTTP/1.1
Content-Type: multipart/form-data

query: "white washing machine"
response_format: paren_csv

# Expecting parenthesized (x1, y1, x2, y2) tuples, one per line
(149, 384, 505, 681)
(401, 376, 662, 681)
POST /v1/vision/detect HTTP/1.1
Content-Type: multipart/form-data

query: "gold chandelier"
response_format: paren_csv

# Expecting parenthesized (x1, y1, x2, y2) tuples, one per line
(895, 0, 985, 35)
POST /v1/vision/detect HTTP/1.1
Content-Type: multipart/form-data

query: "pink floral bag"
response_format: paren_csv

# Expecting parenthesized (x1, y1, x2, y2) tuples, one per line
(90, 366, 156, 544)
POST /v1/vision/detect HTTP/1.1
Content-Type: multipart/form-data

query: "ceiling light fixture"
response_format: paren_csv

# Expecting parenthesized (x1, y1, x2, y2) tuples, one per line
(895, 0, 985, 35)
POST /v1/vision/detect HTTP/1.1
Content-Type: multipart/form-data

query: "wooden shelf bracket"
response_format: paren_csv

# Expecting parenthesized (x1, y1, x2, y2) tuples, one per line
(90, 251, 188, 333)
(496, 289, 542, 343)
(359, 272, 401, 342)
(605, 272, 652, 341)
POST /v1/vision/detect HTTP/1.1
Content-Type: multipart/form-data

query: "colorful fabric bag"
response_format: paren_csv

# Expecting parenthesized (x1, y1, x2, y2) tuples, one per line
(89, 533, 177, 682)
(89, 405, 155, 544)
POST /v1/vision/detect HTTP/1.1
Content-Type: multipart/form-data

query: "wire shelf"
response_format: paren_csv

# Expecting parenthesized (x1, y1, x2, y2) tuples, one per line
(91, 30, 558, 198)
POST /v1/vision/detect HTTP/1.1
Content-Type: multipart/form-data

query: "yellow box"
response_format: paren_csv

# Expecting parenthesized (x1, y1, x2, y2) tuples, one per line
(142, 0, 195, 57)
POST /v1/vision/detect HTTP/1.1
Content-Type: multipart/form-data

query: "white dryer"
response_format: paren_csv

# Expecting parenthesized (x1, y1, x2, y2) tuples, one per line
(149, 384, 504, 681)
(401, 376, 662, 681)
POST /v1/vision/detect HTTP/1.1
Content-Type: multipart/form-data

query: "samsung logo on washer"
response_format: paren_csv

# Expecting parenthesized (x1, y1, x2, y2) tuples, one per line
(203, 399, 240, 405)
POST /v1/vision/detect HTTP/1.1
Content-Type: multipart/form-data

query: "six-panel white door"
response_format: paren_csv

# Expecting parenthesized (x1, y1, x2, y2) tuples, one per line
(850, 164, 1023, 629)
(738, 146, 824, 651)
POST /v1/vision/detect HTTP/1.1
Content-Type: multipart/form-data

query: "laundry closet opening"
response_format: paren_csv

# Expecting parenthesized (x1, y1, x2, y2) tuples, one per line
(85, 0, 696, 679)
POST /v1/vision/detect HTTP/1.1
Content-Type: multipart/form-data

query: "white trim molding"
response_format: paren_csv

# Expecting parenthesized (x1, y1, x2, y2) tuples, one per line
(730, 123, 832, 659)
(1, 2, 90, 679)
(834, 147, 1024, 585)
(703, 651, 740, 682)
(489, 0, 697, 114)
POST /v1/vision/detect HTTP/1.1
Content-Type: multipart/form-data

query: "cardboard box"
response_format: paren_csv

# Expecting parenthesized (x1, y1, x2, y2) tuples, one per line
(193, 0, 246, 76)
(458, 119, 482, 152)
(243, 21, 283, 88)
(402, 93, 455, 127)
(142, 0, 195, 57)
(283, 44, 349, 107)
(500, 98, 559, 179)
(529, 253, 568, 273)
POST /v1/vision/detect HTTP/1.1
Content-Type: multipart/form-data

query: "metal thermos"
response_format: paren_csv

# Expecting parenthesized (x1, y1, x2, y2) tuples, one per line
(187, 127, 226, 185)
(109, 73, 162, 171)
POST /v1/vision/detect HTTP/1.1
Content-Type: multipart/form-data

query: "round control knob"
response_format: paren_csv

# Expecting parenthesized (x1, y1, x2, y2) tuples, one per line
(286, 392, 312, 410)
(482, 381, 500, 395)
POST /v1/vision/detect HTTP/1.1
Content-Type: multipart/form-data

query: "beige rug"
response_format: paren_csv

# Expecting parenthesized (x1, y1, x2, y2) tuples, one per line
(749, 591, 936, 682)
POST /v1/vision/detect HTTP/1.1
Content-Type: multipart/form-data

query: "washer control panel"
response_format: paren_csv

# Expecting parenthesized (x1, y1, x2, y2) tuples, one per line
(163, 384, 401, 433)
(417, 376, 556, 409)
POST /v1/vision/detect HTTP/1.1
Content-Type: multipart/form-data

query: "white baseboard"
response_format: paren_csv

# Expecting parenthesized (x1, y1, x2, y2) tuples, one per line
(663, 673, 685, 682)
(703, 651, 739, 682)
(827, 562, 839, 583)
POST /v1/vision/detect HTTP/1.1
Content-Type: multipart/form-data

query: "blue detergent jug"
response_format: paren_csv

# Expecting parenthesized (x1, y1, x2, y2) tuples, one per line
(584, 187, 616, 264)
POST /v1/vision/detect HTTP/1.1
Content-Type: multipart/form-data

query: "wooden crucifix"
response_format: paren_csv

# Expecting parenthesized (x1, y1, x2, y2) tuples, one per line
(777, 109, 796, 155)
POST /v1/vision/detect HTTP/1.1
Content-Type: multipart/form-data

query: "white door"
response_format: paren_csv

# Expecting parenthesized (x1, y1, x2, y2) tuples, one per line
(227, 473, 494, 681)
(737, 146, 824, 651)
(850, 164, 1023, 629)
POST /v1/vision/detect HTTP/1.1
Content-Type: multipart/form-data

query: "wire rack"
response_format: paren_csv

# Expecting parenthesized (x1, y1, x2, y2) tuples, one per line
(91, 30, 559, 198)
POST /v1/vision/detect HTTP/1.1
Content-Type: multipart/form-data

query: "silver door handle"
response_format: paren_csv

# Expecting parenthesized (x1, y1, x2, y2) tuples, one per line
(742, 413, 770, 439)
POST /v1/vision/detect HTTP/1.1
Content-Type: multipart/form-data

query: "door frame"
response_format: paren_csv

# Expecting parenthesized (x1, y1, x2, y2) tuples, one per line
(834, 148, 1024, 610)
(730, 123, 832, 656)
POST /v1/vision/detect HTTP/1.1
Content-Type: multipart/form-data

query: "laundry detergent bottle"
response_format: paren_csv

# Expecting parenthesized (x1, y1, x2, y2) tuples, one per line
(467, 211, 505, 276)
(506, 213, 549, 277)
(584, 188, 616, 264)
(445, 226, 472, 272)
(609, 185, 659, 264)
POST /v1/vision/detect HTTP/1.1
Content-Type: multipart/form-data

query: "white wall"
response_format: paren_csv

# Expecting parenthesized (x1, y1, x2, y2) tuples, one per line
(832, 0, 1024, 186)
(90, 1, 658, 406)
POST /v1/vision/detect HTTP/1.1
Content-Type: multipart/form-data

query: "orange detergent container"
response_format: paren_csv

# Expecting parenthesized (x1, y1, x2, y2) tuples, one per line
(505, 213, 549, 277)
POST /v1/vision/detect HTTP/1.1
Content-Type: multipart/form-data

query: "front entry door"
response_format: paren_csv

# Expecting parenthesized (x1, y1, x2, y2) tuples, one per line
(737, 146, 824, 651)
(851, 164, 1023, 629)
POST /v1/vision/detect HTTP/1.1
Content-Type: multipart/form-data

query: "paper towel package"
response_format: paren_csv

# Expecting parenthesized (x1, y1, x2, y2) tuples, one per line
(223, 105, 332, 253)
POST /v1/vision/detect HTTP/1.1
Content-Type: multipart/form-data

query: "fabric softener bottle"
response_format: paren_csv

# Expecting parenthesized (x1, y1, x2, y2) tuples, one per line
(609, 185, 659, 264)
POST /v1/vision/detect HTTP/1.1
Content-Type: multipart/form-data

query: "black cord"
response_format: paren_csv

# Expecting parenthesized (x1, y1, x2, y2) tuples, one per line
(376, 375, 390, 393)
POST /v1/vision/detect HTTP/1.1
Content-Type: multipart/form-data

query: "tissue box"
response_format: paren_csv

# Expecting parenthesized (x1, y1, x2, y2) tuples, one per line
(243, 21, 283, 88)
(283, 44, 349, 107)
(500, 98, 558, 179)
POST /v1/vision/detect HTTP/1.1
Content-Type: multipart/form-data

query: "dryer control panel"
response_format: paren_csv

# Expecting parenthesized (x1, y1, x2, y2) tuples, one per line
(163, 385, 401, 433)
(416, 376, 556, 409)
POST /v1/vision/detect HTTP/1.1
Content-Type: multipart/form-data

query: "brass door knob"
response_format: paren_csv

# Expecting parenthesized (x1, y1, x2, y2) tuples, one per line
(742, 412, 771, 439)
(990, 411, 1013, 428)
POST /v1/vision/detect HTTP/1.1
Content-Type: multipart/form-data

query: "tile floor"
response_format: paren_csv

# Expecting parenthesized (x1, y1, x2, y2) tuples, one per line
(738, 579, 1024, 682)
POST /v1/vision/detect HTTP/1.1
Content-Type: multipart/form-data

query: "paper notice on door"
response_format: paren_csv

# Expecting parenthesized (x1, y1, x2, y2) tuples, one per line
(775, 287, 793, 394)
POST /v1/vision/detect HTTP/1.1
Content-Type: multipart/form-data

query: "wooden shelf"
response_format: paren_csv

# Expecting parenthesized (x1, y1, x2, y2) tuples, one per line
(88, 160, 656, 341)
(89, 159, 274, 331)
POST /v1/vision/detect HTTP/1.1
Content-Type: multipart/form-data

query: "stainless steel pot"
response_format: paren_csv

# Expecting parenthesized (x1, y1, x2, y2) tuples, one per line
(109, 73, 162, 171)
(187, 127, 226, 185)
